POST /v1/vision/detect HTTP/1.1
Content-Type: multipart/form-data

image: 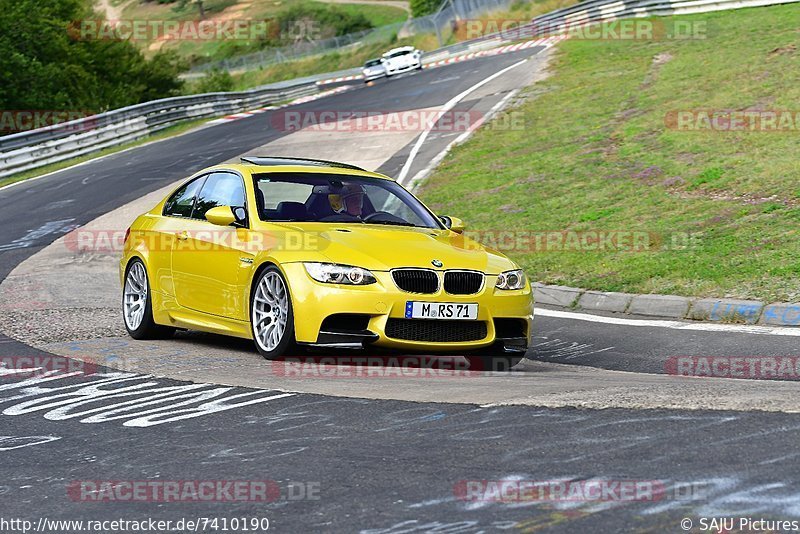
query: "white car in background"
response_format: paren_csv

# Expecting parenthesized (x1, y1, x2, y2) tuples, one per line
(362, 58, 386, 82)
(381, 46, 423, 76)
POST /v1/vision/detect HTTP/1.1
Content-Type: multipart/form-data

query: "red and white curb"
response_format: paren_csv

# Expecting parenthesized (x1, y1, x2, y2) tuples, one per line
(315, 74, 363, 86)
(206, 85, 355, 125)
(424, 34, 568, 69)
(315, 34, 569, 86)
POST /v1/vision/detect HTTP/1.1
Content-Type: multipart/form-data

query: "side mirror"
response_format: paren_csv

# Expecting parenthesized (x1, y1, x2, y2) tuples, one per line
(440, 216, 465, 233)
(205, 206, 237, 227)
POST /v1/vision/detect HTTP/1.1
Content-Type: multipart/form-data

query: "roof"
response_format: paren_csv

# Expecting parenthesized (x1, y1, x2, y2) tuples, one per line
(382, 46, 416, 56)
(216, 157, 392, 181)
(240, 156, 365, 171)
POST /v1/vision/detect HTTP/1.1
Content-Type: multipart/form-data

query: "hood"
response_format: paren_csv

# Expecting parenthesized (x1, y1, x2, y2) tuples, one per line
(269, 223, 516, 274)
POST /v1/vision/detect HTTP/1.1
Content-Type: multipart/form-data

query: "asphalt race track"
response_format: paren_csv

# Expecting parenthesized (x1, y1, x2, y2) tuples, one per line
(2, 45, 800, 533)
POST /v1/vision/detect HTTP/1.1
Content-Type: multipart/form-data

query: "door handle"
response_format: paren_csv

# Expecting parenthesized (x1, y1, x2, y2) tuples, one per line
(175, 231, 189, 241)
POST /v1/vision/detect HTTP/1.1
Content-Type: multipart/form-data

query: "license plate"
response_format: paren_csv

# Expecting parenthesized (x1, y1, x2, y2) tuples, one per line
(405, 301, 478, 320)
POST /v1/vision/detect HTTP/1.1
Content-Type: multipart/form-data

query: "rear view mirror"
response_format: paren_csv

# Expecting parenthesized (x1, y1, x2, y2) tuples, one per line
(440, 216, 465, 233)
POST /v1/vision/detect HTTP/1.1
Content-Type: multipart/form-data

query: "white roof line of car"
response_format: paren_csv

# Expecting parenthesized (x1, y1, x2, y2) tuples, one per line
(382, 46, 416, 56)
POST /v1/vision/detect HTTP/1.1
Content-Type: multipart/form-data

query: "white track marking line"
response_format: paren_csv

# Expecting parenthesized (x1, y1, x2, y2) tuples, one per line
(537, 307, 800, 337)
(396, 57, 528, 185)
(404, 88, 520, 190)
(0, 436, 61, 451)
(401, 38, 565, 190)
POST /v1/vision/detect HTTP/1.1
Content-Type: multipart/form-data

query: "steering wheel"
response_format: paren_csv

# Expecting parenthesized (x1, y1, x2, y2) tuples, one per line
(363, 211, 395, 222)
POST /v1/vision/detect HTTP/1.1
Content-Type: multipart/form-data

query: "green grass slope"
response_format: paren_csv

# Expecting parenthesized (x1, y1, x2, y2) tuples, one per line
(419, 4, 800, 302)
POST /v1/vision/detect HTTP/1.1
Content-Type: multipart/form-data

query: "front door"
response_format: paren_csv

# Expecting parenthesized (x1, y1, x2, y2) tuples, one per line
(171, 171, 253, 320)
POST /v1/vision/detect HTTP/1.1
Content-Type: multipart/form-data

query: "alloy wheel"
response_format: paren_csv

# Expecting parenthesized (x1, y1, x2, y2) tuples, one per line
(123, 262, 148, 331)
(252, 271, 289, 352)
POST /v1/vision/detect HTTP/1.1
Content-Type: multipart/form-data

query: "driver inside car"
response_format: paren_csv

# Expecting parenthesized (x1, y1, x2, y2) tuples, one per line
(328, 182, 366, 218)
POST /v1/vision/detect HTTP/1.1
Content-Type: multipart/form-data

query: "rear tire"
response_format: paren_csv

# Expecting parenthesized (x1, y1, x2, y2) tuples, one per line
(251, 266, 297, 360)
(123, 259, 174, 340)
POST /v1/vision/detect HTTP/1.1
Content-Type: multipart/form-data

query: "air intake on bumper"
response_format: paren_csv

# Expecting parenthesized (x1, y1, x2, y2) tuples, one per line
(385, 319, 487, 342)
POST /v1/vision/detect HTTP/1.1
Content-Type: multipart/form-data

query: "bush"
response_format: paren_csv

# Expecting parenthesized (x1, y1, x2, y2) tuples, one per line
(195, 69, 235, 93)
(276, 4, 373, 43)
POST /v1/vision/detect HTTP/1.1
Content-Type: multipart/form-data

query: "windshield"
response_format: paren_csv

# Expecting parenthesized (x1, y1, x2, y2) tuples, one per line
(385, 49, 413, 59)
(253, 173, 443, 229)
(364, 59, 382, 67)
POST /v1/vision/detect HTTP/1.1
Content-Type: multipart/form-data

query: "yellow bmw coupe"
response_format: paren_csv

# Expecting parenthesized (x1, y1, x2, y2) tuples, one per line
(120, 157, 533, 369)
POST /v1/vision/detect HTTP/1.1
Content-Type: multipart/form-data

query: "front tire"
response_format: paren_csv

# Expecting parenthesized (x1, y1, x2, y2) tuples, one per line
(251, 266, 297, 360)
(123, 259, 174, 340)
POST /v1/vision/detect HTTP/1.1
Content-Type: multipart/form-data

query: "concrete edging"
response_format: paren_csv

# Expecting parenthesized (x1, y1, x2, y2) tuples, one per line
(533, 283, 800, 327)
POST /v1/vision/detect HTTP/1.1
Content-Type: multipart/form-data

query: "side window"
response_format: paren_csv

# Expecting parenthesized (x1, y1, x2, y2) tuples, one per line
(163, 177, 205, 218)
(192, 172, 245, 221)
(257, 181, 313, 210)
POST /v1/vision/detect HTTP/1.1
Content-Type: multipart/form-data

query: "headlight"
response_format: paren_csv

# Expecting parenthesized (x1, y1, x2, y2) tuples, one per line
(495, 269, 526, 290)
(304, 263, 376, 285)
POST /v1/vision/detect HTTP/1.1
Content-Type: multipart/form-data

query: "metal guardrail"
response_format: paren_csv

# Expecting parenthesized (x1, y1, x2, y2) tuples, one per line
(2, 0, 798, 180)
(0, 81, 319, 180)
(527, 0, 800, 34)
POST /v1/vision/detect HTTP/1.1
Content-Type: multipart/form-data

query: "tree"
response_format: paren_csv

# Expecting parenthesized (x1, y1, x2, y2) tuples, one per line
(0, 0, 186, 114)
(410, 0, 442, 18)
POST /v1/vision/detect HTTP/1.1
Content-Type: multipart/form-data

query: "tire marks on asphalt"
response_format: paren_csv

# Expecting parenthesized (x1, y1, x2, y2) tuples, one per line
(530, 336, 615, 361)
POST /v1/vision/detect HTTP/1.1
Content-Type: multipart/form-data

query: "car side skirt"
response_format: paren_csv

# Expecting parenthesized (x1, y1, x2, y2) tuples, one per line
(152, 290, 253, 340)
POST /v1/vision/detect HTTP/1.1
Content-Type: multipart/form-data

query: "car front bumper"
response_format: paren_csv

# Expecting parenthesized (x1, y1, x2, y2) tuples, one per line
(281, 263, 533, 352)
(362, 70, 385, 81)
(384, 61, 422, 75)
